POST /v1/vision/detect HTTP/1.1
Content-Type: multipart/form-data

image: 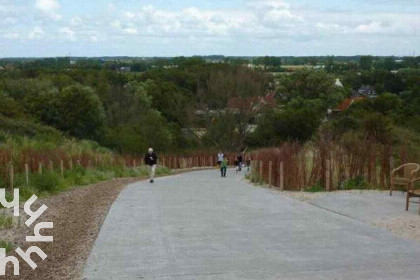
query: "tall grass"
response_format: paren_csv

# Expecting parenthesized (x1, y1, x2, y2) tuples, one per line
(248, 135, 407, 191)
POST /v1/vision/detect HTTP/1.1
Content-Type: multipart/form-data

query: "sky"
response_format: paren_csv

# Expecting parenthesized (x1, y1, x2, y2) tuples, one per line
(0, 0, 419, 57)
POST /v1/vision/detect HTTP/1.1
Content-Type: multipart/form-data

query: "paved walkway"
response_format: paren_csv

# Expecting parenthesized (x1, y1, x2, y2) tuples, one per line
(83, 169, 420, 280)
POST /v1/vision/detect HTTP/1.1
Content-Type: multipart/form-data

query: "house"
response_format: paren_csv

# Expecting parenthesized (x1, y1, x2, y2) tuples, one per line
(334, 78, 344, 88)
(333, 96, 366, 113)
(119, 66, 131, 72)
(353, 85, 376, 97)
(227, 92, 277, 112)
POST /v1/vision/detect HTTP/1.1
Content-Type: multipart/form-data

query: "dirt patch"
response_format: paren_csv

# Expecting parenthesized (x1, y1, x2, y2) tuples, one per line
(281, 190, 420, 242)
(281, 191, 328, 202)
(372, 218, 420, 242)
(2, 177, 142, 280)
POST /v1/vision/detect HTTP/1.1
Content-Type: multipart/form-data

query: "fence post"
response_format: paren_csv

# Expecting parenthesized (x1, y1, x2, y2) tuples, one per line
(259, 161, 263, 180)
(389, 156, 394, 188)
(133, 159, 136, 168)
(279, 161, 284, 190)
(9, 164, 14, 192)
(326, 159, 331, 192)
(60, 160, 64, 178)
(49, 160, 53, 171)
(77, 159, 81, 166)
(38, 162, 43, 174)
(25, 163, 29, 186)
(269, 161, 273, 187)
(69, 159, 73, 170)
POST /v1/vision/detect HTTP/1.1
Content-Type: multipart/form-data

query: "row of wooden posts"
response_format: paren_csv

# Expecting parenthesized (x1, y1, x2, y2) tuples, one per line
(6, 155, 321, 193)
(5, 159, 86, 192)
(253, 159, 332, 191)
(3, 155, 231, 192)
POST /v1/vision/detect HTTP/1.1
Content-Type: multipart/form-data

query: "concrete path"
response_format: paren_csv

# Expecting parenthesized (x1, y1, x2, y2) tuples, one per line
(83, 169, 420, 280)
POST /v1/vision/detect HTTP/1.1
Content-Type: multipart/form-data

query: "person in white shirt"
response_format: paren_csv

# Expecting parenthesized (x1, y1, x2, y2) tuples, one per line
(217, 151, 224, 167)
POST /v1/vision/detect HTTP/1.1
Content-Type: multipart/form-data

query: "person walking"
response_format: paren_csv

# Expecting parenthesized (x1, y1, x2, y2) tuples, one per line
(236, 153, 243, 172)
(220, 158, 228, 177)
(217, 151, 224, 167)
(144, 148, 158, 183)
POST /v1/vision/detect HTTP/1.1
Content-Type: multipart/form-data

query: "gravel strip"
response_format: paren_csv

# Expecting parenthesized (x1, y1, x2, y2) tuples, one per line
(2, 177, 142, 280)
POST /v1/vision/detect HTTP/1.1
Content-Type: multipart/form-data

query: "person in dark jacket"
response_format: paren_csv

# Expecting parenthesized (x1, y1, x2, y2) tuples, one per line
(144, 148, 158, 183)
(236, 153, 243, 172)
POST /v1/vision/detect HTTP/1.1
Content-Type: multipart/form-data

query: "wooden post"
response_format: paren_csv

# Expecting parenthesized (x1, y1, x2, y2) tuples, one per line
(60, 160, 64, 178)
(268, 161, 273, 187)
(38, 162, 43, 174)
(279, 161, 284, 190)
(133, 159, 136, 167)
(389, 156, 394, 188)
(9, 164, 14, 192)
(77, 159, 81, 166)
(69, 159, 73, 170)
(326, 159, 331, 192)
(259, 161, 263, 180)
(49, 160, 53, 171)
(25, 163, 29, 186)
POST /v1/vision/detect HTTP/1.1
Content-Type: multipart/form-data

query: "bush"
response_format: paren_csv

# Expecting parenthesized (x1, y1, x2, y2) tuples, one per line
(0, 190, 14, 210)
(30, 171, 61, 193)
(0, 214, 13, 229)
(339, 176, 370, 190)
(305, 181, 325, 192)
(0, 240, 15, 253)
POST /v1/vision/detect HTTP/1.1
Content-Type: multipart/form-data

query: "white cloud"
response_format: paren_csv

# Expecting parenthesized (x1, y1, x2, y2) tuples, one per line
(29, 26, 45, 40)
(70, 16, 83, 27)
(3, 32, 20, 39)
(35, 0, 61, 20)
(59, 27, 76, 41)
(0, 1, 419, 56)
(111, 20, 121, 29)
(355, 21, 386, 33)
(123, 27, 137, 35)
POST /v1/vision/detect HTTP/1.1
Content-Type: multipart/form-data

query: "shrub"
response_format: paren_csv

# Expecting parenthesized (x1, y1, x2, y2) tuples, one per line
(0, 214, 13, 229)
(305, 181, 325, 192)
(0, 240, 15, 253)
(30, 172, 61, 193)
(0, 191, 14, 210)
(339, 176, 370, 190)
(155, 166, 171, 176)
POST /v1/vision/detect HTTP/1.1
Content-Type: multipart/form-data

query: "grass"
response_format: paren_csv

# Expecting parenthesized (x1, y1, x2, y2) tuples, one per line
(305, 182, 325, 192)
(3, 165, 172, 203)
(246, 169, 265, 185)
(0, 240, 15, 253)
(339, 176, 371, 190)
(0, 214, 13, 229)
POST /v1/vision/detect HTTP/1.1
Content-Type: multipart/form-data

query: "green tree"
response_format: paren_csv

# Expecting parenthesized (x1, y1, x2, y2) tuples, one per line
(254, 108, 321, 145)
(360, 56, 373, 71)
(55, 85, 106, 141)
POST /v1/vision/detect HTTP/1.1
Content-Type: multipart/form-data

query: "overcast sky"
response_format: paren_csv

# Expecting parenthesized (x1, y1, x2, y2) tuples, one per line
(0, 0, 419, 57)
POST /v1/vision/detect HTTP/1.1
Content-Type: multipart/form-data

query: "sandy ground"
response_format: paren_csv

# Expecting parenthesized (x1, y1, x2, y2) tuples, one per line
(282, 190, 420, 242)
